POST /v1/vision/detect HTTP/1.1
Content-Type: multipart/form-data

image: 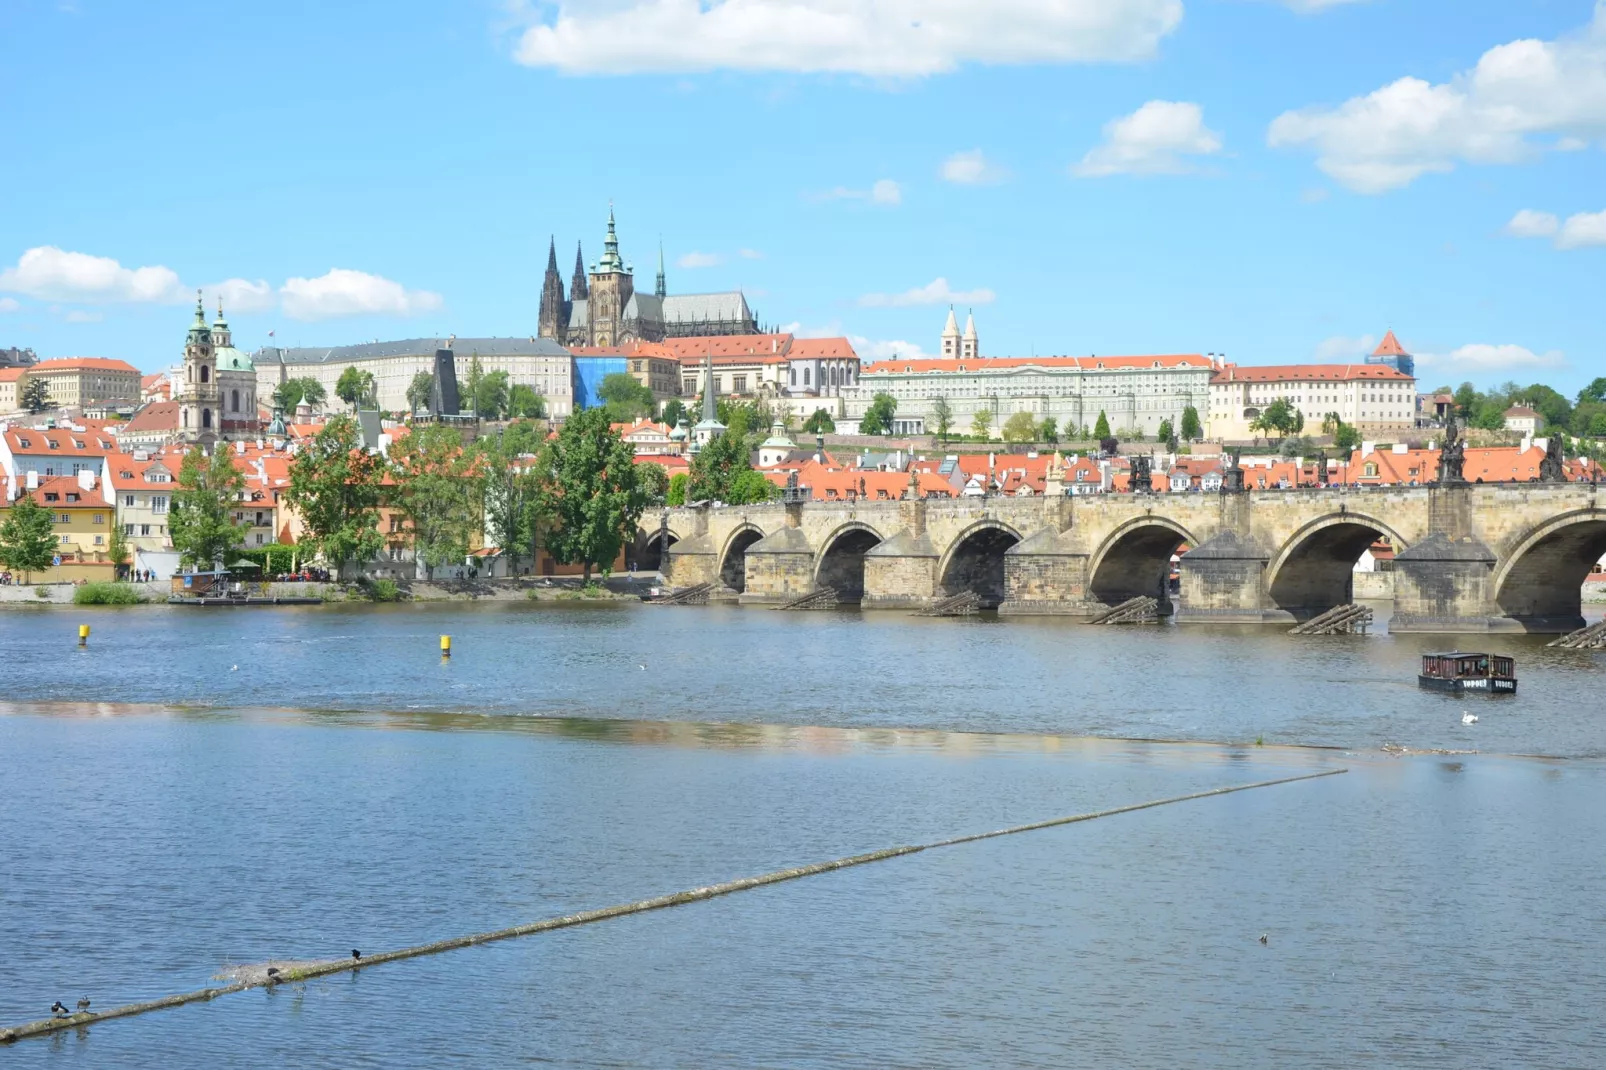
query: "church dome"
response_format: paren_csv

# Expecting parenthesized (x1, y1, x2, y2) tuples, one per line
(215, 346, 255, 372)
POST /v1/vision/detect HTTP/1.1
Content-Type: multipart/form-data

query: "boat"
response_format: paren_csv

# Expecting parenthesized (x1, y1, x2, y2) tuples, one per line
(1418, 652, 1517, 694)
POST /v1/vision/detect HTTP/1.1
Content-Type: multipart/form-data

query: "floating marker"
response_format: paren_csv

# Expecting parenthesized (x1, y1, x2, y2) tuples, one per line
(440, 635, 451, 658)
(78, 624, 90, 647)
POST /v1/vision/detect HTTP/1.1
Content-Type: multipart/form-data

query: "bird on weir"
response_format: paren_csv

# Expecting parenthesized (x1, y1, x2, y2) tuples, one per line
(351, 949, 362, 961)
(51, 1001, 69, 1019)
(1259, 934, 1269, 945)
(266, 968, 281, 981)
(76, 998, 90, 1014)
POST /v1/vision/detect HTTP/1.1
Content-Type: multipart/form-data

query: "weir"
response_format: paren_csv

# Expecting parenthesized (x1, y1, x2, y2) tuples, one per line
(2, 768, 1346, 1045)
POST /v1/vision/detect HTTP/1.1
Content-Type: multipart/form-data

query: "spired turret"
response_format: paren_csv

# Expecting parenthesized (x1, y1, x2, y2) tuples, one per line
(941, 306, 960, 358)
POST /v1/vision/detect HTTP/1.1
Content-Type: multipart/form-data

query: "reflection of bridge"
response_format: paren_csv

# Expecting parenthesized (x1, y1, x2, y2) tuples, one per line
(644, 479, 1606, 633)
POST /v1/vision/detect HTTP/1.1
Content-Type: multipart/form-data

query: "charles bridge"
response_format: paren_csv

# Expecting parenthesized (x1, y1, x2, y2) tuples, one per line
(642, 472, 1606, 633)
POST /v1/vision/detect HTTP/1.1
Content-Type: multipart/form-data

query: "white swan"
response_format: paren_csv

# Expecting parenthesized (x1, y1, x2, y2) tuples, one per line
(1462, 712, 1478, 725)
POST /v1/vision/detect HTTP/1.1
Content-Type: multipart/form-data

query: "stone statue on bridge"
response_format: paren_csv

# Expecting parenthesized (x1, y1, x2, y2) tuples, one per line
(1540, 432, 1567, 483)
(1221, 448, 1245, 493)
(1130, 455, 1152, 493)
(1438, 412, 1466, 485)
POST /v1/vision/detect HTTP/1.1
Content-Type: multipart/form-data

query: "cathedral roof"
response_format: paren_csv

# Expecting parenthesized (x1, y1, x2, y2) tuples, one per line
(661, 291, 752, 324)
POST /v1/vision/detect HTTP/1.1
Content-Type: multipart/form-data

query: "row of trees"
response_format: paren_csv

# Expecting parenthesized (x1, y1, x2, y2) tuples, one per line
(861, 393, 1203, 448)
(1437, 378, 1606, 439)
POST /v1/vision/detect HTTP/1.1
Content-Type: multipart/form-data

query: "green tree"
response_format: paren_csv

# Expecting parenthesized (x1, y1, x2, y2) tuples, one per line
(285, 415, 386, 576)
(688, 426, 774, 504)
(1578, 377, 1606, 406)
(1002, 410, 1038, 445)
(0, 492, 57, 581)
(539, 406, 650, 582)
(931, 396, 954, 444)
(638, 462, 670, 504)
(727, 468, 780, 505)
(391, 424, 478, 579)
(170, 446, 248, 569)
(501, 418, 547, 456)
(20, 375, 49, 414)
(1156, 418, 1174, 444)
(1092, 410, 1111, 440)
(508, 383, 547, 419)
(859, 393, 897, 436)
(1180, 405, 1202, 442)
(598, 372, 655, 420)
(107, 520, 130, 579)
(406, 371, 434, 413)
(802, 408, 836, 435)
(274, 376, 327, 413)
(1039, 416, 1059, 446)
(662, 398, 688, 427)
(971, 409, 993, 440)
(475, 369, 510, 419)
(1260, 397, 1300, 439)
(462, 356, 485, 416)
(1333, 422, 1362, 452)
(666, 472, 689, 506)
(335, 366, 375, 411)
(1474, 405, 1506, 432)
(476, 428, 544, 566)
(1453, 381, 1479, 417)
(1522, 383, 1573, 431)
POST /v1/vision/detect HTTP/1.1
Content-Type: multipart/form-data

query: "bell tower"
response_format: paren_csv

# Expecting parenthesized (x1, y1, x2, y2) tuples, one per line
(587, 205, 634, 347)
(177, 290, 219, 443)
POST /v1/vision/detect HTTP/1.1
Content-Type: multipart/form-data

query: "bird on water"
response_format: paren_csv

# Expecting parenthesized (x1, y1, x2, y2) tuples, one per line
(76, 998, 90, 1014)
(351, 949, 362, 961)
(1259, 934, 1269, 945)
(266, 968, 281, 980)
(1462, 712, 1478, 725)
(51, 1001, 69, 1018)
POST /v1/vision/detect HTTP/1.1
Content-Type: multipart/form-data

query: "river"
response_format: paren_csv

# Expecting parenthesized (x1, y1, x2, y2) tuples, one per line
(2, 603, 1604, 1066)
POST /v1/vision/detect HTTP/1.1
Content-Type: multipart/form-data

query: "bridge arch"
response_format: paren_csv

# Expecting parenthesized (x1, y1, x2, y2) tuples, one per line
(1265, 511, 1410, 618)
(718, 524, 766, 593)
(812, 522, 884, 604)
(1491, 509, 1606, 628)
(635, 527, 680, 572)
(1087, 516, 1197, 607)
(937, 520, 1023, 609)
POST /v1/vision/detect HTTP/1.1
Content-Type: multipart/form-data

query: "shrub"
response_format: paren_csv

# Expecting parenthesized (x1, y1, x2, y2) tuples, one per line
(35, 586, 49, 599)
(366, 577, 402, 602)
(73, 582, 145, 605)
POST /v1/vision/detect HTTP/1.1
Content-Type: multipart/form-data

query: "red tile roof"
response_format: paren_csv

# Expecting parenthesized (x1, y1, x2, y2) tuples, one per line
(9, 474, 112, 510)
(863, 354, 1210, 374)
(119, 400, 180, 435)
(3, 425, 119, 453)
(788, 337, 858, 359)
(660, 334, 794, 360)
(1212, 363, 1414, 384)
(0, 368, 26, 383)
(28, 357, 140, 374)
(1371, 331, 1410, 357)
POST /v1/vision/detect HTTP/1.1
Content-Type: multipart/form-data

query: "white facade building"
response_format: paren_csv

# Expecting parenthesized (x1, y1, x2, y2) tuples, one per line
(1208, 363, 1417, 440)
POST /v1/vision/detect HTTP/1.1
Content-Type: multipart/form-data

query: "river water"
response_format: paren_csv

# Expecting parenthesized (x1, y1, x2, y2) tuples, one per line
(2, 603, 1604, 1067)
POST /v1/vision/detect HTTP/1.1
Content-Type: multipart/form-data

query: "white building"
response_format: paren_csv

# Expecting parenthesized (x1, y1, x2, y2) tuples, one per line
(1208, 363, 1416, 440)
(1503, 405, 1541, 436)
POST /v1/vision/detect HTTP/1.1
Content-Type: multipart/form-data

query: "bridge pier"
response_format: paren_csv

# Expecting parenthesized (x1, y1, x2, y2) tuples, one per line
(739, 503, 815, 605)
(1389, 532, 1507, 633)
(1174, 529, 1283, 624)
(661, 504, 719, 589)
(862, 497, 939, 609)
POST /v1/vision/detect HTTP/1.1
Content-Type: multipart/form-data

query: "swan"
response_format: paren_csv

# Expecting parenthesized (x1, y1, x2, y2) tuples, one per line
(1462, 712, 1478, 725)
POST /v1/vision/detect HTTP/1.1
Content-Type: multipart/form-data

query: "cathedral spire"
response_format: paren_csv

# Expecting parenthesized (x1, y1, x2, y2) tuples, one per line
(570, 241, 589, 301)
(702, 349, 717, 423)
(546, 235, 558, 274)
(654, 239, 666, 299)
(597, 203, 625, 274)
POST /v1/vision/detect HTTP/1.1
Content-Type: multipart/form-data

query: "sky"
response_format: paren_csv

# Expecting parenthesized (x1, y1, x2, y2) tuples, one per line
(2, 0, 1603, 392)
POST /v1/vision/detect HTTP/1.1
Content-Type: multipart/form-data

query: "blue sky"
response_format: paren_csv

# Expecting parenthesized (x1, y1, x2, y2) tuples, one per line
(3, 0, 1603, 391)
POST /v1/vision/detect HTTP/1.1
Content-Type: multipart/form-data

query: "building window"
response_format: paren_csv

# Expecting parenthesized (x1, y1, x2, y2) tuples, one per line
(232, 389, 240, 412)
(124, 495, 135, 507)
(59, 534, 70, 544)
(93, 513, 104, 524)
(151, 496, 168, 513)
(94, 535, 104, 546)
(732, 375, 747, 394)
(140, 524, 151, 536)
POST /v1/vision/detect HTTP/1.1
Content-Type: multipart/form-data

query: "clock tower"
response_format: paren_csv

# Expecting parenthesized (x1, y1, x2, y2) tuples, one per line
(177, 290, 219, 444)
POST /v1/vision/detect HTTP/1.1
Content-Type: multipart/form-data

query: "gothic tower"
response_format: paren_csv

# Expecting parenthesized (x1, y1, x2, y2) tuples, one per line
(177, 290, 218, 443)
(569, 241, 589, 304)
(655, 240, 667, 299)
(538, 236, 568, 340)
(587, 206, 634, 346)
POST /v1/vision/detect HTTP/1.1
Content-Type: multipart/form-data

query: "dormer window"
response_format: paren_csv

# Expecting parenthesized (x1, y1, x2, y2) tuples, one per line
(43, 492, 59, 502)
(66, 493, 79, 502)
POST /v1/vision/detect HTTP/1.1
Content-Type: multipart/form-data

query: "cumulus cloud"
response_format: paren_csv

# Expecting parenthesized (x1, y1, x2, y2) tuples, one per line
(206, 277, 276, 314)
(1313, 334, 1377, 361)
(280, 269, 443, 321)
(848, 335, 936, 362)
(1504, 207, 1606, 248)
(676, 251, 723, 268)
(1268, 4, 1606, 192)
(812, 179, 901, 205)
(0, 297, 19, 313)
(940, 149, 1008, 185)
(858, 277, 995, 307)
(1072, 101, 1223, 177)
(1417, 343, 1567, 373)
(512, 0, 1183, 77)
(0, 246, 187, 304)
(64, 310, 104, 323)
(1504, 209, 1561, 237)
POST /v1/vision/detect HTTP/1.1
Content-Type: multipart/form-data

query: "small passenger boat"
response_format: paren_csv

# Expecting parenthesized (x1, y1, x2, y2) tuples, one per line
(1418, 652, 1517, 694)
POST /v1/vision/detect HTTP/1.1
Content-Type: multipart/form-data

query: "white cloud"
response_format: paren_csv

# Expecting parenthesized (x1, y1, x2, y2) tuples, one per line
(812, 179, 901, 205)
(858, 277, 995, 308)
(1275, 0, 1369, 11)
(676, 251, 723, 268)
(1504, 209, 1560, 238)
(0, 246, 187, 304)
(1558, 209, 1606, 248)
(738, 248, 765, 260)
(64, 310, 103, 323)
(1300, 187, 1330, 203)
(206, 278, 276, 314)
(1268, 4, 1606, 192)
(1417, 343, 1567, 373)
(512, 0, 1184, 77)
(940, 149, 1007, 184)
(1313, 334, 1377, 361)
(871, 179, 901, 204)
(1072, 100, 1223, 177)
(280, 269, 443, 321)
(0, 297, 19, 313)
(848, 335, 935, 362)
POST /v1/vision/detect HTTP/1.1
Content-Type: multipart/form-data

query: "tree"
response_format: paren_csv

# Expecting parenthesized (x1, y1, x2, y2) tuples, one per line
(20, 375, 49, 414)
(0, 492, 57, 581)
(508, 384, 546, 419)
(802, 408, 836, 435)
(689, 425, 773, 504)
(1260, 397, 1300, 439)
(170, 446, 247, 569)
(598, 373, 655, 421)
(475, 369, 510, 419)
(666, 472, 689, 506)
(285, 415, 386, 576)
(1473, 405, 1506, 432)
(1092, 410, 1111, 440)
(971, 409, 993, 440)
(727, 468, 780, 505)
(476, 428, 545, 566)
(391, 424, 478, 579)
(1099, 435, 1119, 457)
(107, 520, 130, 579)
(638, 462, 670, 504)
(539, 406, 651, 582)
(1333, 422, 1362, 452)
(500, 418, 547, 457)
(1180, 405, 1202, 442)
(1039, 417, 1059, 446)
(274, 377, 327, 413)
(462, 356, 485, 417)
(859, 393, 897, 436)
(1578, 377, 1606, 406)
(1454, 381, 1479, 418)
(1002, 410, 1038, 445)
(406, 371, 434, 414)
(931, 396, 954, 444)
(335, 366, 376, 411)
(662, 398, 688, 427)
(1156, 418, 1174, 444)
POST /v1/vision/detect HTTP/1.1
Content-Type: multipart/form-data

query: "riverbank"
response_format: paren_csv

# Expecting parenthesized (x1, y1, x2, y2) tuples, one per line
(0, 575, 653, 607)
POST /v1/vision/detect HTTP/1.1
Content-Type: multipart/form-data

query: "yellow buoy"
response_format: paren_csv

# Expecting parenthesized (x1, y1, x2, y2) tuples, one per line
(440, 635, 451, 657)
(78, 624, 90, 646)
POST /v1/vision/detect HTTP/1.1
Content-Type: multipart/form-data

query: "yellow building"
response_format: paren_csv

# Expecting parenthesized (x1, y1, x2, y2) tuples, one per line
(25, 357, 141, 409)
(0, 472, 118, 581)
(0, 368, 22, 412)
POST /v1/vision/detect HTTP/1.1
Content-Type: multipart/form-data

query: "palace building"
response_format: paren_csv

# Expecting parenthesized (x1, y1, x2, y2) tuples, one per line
(538, 207, 760, 348)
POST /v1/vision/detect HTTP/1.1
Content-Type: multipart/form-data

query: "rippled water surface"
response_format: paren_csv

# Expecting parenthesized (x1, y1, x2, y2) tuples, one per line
(2, 603, 1604, 1066)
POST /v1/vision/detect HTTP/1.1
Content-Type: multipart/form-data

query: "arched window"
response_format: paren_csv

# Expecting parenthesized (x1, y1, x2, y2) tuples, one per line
(231, 389, 240, 412)
(202, 408, 212, 430)
(182, 408, 189, 428)
(200, 366, 210, 383)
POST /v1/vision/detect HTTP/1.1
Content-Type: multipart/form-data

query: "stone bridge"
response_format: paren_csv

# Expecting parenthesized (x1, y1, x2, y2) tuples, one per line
(644, 481, 1606, 633)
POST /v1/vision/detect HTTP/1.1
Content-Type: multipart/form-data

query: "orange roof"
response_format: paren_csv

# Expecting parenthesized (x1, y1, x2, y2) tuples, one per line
(1503, 405, 1540, 418)
(788, 337, 858, 360)
(0, 368, 26, 383)
(1212, 363, 1413, 384)
(659, 334, 794, 363)
(119, 400, 180, 435)
(1371, 331, 1410, 358)
(7, 473, 112, 510)
(3, 425, 119, 453)
(28, 357, 140, 374)
(569, 341, 679, 360)
(761, 461, 953, 501)
(862, 354, 1210, 374)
